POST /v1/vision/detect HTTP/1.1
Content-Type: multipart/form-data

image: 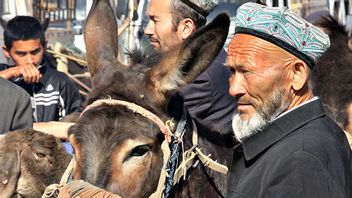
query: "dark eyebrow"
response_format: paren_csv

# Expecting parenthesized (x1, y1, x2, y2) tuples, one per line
(14, 47, 42, 56)
(234, 64, 248, 71)
(149, 14, 157, 20)
(30, 47, 41, 54)
(14, 51, 27, 56)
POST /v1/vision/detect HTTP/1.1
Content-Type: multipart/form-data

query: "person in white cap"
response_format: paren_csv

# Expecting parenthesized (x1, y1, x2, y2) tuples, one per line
(226, 3, 352, 197)
(144, 0, 236, 134)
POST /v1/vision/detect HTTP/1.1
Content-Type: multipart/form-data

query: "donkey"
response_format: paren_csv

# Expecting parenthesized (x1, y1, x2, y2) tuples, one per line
(0, 129, 71, 197)
(311, 15, 352, 135)
(67, 0, 234, 197)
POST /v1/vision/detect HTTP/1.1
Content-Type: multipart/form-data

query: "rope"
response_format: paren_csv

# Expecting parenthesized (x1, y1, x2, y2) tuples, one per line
(163, 107, 187, 197)
(163, 141, 180, 197)
(41, 159, 74, 198)
(41, 184, 61, 198)
(148, 140, 171, 198)
(82, 98, 174, 143)
(60, 158, 75, 184)
(173, 120, 229, 185)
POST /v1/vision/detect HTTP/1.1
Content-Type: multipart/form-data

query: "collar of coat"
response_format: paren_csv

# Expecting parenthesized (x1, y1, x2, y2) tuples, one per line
(240, 98, 325, 161)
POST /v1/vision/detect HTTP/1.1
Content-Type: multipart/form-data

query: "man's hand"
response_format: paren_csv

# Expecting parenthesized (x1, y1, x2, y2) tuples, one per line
(0, 64, 42, 84)
(14, 64, 42, 84)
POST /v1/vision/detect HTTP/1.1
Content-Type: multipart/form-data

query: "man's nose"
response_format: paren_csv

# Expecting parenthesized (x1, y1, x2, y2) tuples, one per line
(26, 55, 35, 65)
(144, 21, 153, 36)
(229, 75, 246, 97)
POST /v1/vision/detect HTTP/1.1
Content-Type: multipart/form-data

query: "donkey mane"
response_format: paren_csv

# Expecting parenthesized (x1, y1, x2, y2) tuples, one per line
(312, 15, 352, 128)
(314, 16, 348, 47)
(127, 49, 163, 69)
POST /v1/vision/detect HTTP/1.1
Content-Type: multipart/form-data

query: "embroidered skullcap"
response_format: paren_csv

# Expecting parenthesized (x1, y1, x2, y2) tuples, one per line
(234, 2, 330, 68)
(181, 0, 219, 16)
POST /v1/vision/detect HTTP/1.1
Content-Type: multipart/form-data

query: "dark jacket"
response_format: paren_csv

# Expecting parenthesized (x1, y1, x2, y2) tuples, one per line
(0, 77, 32, 134)
(180, 49, 236, 134)
(227, 99, 352, 198)
(0, 62, 81, 122)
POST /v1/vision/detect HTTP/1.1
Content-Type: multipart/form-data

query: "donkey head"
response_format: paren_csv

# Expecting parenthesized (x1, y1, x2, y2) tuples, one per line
(0, 130, 71, 197)
(68, 0, 230, 197)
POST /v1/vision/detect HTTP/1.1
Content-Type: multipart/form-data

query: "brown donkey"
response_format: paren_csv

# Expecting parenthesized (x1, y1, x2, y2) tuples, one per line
(67, 0, 234, 197)
(0, 130, 71, 197)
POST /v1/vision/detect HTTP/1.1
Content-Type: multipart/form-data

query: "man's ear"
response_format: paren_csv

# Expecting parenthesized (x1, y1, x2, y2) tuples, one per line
(2, 46, 11, 59)
(177, 18, 196, 40)
(290, 59, 310, 91)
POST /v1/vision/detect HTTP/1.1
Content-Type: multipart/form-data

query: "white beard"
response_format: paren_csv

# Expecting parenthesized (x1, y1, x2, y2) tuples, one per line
(232, 87, 289, 142)
(232, 111, 268, 142)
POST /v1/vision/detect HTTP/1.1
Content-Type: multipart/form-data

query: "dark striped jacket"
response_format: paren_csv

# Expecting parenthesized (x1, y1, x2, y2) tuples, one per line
(0, 62, 82, 122)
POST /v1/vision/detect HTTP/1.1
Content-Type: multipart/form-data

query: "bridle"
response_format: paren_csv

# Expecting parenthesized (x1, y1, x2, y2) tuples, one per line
(81, 98, 173, 143)
(43, 98, 228, 198)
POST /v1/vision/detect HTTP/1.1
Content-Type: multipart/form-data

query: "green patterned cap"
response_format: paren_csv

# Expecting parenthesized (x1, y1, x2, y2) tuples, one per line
(235, 3, 330, 68)
(181, 0, 219, 16)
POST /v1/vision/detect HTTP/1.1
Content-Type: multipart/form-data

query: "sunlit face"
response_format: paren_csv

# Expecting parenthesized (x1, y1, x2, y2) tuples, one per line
(3, 39, 45, 67)
(227, 34, 292, 122)
(227, 34, 295, 141)
(144, 0, 182, 53)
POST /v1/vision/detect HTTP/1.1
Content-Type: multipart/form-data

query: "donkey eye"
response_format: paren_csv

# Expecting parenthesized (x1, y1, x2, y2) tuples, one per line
(130, 145, 151, 157)
(35, 152, 46, 158)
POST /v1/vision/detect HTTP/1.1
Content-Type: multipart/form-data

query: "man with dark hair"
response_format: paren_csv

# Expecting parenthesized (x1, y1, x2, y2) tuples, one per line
(0, 16, 81, 122)
(0, 77, 32, 134)
(226, 3, 352, 197)
(144, 0, 236, 133)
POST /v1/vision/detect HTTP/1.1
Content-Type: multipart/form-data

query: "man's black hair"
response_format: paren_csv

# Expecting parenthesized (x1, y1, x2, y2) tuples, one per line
(4, 16, 45, 50)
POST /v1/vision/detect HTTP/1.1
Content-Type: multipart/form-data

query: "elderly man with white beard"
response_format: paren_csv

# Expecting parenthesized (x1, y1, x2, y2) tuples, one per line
(225, 3, 352, 198)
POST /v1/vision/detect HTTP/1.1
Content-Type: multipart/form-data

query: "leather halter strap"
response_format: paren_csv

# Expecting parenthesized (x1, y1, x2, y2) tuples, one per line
(82, 99, 173, 143)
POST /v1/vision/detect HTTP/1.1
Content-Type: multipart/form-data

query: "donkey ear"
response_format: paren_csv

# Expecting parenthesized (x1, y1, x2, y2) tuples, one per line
(177, 13, 230, 84)
(41, 18, 50, 32)
(0, 148, 21, 198)
(84, 0, 118, 78)
(148, 13, 230, 94)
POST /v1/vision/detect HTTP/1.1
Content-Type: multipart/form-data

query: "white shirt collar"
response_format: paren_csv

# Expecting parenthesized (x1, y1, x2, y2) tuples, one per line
(275, 96, 319, 120)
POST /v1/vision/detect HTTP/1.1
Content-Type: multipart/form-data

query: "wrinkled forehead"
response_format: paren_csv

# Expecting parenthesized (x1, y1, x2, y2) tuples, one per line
(227, 34, 295, 63)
